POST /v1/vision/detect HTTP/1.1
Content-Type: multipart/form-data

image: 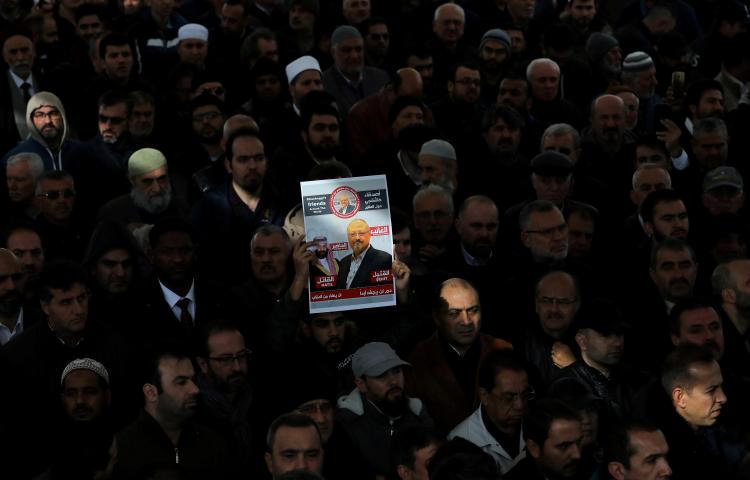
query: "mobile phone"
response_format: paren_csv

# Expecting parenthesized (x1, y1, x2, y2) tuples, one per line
(672, 71, 686, 99)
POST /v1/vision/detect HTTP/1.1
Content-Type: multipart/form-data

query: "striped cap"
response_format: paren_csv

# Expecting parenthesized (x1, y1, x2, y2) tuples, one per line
(61, 358, 110, 386)
(622, 51, 654, 72)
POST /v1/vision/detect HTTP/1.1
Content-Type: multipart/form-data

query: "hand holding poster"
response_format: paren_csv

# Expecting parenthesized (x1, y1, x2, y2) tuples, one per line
(301, 175, 395, 314)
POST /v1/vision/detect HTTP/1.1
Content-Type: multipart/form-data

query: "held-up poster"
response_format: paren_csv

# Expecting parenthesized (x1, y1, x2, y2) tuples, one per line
(301, 175, 395, 314)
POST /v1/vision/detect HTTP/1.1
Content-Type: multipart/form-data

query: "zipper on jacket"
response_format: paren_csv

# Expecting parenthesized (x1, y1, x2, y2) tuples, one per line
(175, 447, 180, 464)
(389, 418, 395, 437)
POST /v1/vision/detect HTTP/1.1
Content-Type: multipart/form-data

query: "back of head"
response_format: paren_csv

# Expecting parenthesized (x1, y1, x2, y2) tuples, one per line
(524, 399, 581, 447)
(428, 437, 498, 480)
(38, 260, 89, 302)
(660, 343, 716, 396)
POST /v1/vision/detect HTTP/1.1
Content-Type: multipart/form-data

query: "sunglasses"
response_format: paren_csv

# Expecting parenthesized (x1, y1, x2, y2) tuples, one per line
(98, 114, 126, 125)
(38, 189, 75, 200)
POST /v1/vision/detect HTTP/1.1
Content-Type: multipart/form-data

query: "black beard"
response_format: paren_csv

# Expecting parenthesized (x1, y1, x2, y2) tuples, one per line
(308, 143, 339, 160)
(375, 390, 408, 417)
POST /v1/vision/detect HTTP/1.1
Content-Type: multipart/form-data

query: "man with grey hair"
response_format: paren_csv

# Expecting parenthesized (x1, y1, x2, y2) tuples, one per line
(431, 2, 468, 84)
(448, 195, 500, 278)
(519, 200, 569, 265)
(623, 164, 672, 252)
(526, 58, 583, 132)
(712, 258, 750, 376)
(621, 51, 660, 131)
(98, 148, 190, 227)
(418, 139, 457, 192)
(322, 25, 389, 117)
(541, 123, 581, 164)
(692, 117, 729, 173)
(412, 184, 455, 266)
(5, 152, 43, 220)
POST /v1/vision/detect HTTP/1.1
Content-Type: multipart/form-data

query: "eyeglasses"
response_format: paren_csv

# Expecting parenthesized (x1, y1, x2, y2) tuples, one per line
(491, 387, 536, 404)
(537, 296, 578, 306)
(99, 114, 127, 125)
(454, 78, 481, 87)
(208, 349, 252, 366)
(524, 223, 568, 237)
(37, 188, 75, 200)
(193, 111, 222, 122)
(297, 401, 333, 415)
(32, 110, 61, 120)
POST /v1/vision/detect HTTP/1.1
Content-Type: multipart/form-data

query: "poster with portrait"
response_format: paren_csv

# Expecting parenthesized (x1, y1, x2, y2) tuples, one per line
(301, 175, 395, 314)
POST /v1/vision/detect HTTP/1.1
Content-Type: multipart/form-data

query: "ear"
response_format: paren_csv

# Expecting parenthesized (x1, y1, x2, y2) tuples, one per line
(526, 438, 541, 460)
(688, 104, 696, 118)
(670, 333, 680, 347)
(265, 451, 273, 474)
(672, 386, 686, 409)
(643, 221, 654, 237)
(354, 375, 368, 394)
(224, 157, 232, 174)
(575, 331, 586, 351)
(396, 464, 412, 480)
(143, 383, 158, 404)
(478, 387, 490, 407)
(608, 462, 626, 480)
(629, 190, 639, 206)
(40, 299, 49, 317)
(104, 389, 113, 407)
(649, 267, 658, 285)
(521, 231, 531, 248)
(196, 357, 209, 375)
(722, 287, 737, 305)
(301, 130, 309, 145)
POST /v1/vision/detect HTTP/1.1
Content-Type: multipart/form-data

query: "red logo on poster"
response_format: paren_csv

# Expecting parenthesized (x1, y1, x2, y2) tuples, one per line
(330, 186, 360, 218)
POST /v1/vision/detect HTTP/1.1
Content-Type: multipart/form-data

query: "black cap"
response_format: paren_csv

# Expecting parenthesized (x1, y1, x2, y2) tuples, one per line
(530, 151, 573, 177)
(575, 298, 629, 335)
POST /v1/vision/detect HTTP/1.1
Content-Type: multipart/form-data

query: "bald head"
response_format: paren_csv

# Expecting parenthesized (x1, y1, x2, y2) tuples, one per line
(591, 94, 626, 150)
(593, 94, 625, 115)
(396, 68, 423, 99)
(223, 114, 259, 142)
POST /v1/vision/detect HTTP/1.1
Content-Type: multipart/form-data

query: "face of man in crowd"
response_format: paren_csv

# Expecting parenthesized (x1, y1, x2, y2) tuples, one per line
(347, 220, 371, 257)
(532, 174, 572, 205)
(435, 283, 481, 350)
(266, 425, 324, 479)
(131, 165, 172, 214)
(94, 248, 133, 295)
(406, 55, 434, 85)
(522, 208, 569, 262)
(568, 0, 596, 28)
(6, 160, 35, 204)
(672, 307, 724, 360)
(542, 133, 579, 164)
(296, 399, 334, 443)
(290, 70, 323, 106)
(498, 78, 529, 111)
(455, 201, 498, 260)
(192, 104, 223, 145)
(393, 227, 412, 259)
(529, 62, 559, 103)
(507, 0, 536, 22)
(646, 200, 689, 241)
(536, 272, 579, 338)
(702, 186, 744, 216)
(480, 39, 508, 73)
(448, 66, 480, 104)
(484, 117, 521, 158)
(307, 312, 346, 353)
(567, 211, 594, 258)
(251, 232, 289, 285)
(41, 16, 59, 44)
(635, 144, 669, 169)
(103, 44, 133, 81)
(226, 135, 267, 194)
(199, 329, 249, 393)
(631, 168, 670, 207)
(221, 3, 246, 35)
(674, 360, 726, 428)
(130, 101, 155, 138)
(529, 418, 583, 478)
(433, 5, 465, 44)
(154, 356, 199, 420)
(98, 102, 129, 144)
(692, 90, 724, 120)
(76, 14, 103, 41)
(356, 366, 406, 415)
(177, 38, 208, 67)
(37, 178, 75, 224)
(150, 231, 196, 285)
(692, 131, 729, 171)
(399, 442, 439, 480)
(481, 369, 530, 435)
(392, 105, 425, 137)
(592, 96, 626, 150)
(365, 22, 389, 58)
(413, 192, 453, 245)
(617, 92, 639, 130)
(289, 3, 315, 31)
(304, 114, 340, 160)
(255, 74, 281, 102)
(727, 260, 750, 316)
(0, 251, 22, 316)
(650, 247, 697, 302)
(630, 67, 658, 99)
(32, 105, 63, 143)
(419, 154, 454, 190)
(42, 282, 89, 337)
(578, 329, 624, 367)
(3, 35, 35, 79)
(342, 0, 370, 24)
(333, 37, 364, 77)
(7, 229, 44, 284)
(608, 429, 672, 480)
(62, 370, 110, 422)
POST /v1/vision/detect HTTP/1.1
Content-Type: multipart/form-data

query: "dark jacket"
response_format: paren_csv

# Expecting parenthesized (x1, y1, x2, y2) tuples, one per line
(335, 246, 393, 289)
(321, 66, 390, 118)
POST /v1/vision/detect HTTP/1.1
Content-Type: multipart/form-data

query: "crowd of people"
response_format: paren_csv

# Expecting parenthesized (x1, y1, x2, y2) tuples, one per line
(1, 0, 750, 478)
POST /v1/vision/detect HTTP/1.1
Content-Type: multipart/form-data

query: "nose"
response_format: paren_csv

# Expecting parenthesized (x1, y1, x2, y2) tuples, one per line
(659, 459, 673, 477)
(570, 443, 581, 461)
(716, 386, 727, 404)
(187, 379, 200, 396)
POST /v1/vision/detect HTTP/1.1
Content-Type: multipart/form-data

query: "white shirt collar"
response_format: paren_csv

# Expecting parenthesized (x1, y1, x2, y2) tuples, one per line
(159, 279, 196, 309)
(9, 69, 33, 87)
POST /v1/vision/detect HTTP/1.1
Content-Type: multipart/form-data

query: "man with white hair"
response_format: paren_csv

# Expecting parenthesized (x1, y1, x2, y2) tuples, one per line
(431, 3, 469, 87)
(526, 58, 583, 133)
(621, 51, 660, 131)
(98, 148, 189, 226)
(5, 152, 43, 220)
(322, 25, 389, 117)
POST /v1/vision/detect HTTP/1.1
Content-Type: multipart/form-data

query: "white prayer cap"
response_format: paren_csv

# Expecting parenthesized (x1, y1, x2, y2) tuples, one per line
(178, 23, 209, 42)
(285, 55, 321, 85)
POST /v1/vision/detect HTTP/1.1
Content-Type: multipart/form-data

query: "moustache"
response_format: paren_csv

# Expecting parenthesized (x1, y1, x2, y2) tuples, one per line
(669, 277, 689, 287)
(73, 405, 93, 416)
(326, 336, 342, 346)
(260, 264, 277, 272)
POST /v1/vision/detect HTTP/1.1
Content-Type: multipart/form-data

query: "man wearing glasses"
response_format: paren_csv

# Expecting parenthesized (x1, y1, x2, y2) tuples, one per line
(34, 170, 88, 262)
(2, 91, 80, 171)
(449, 350, 532, 475)
(195, 322, 253, 474)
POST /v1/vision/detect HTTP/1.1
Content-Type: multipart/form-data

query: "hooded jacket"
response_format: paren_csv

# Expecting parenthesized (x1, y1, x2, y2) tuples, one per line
(336, 388, 433, 476)
(2, 91, 80, 170)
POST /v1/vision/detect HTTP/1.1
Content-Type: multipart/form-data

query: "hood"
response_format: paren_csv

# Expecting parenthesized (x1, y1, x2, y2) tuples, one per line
(82, 220, 141, 270)
(26, 91, 68, 149)
(336, 388, 424, 417)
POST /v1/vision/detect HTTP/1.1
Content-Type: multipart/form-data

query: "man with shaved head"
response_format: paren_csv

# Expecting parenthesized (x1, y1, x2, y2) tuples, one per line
(336, 218, 393, 289)
(712, 259, 750, 376)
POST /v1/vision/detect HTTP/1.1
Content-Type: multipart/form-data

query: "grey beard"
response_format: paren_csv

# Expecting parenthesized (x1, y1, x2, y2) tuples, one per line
(130, 185, 172, 214)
